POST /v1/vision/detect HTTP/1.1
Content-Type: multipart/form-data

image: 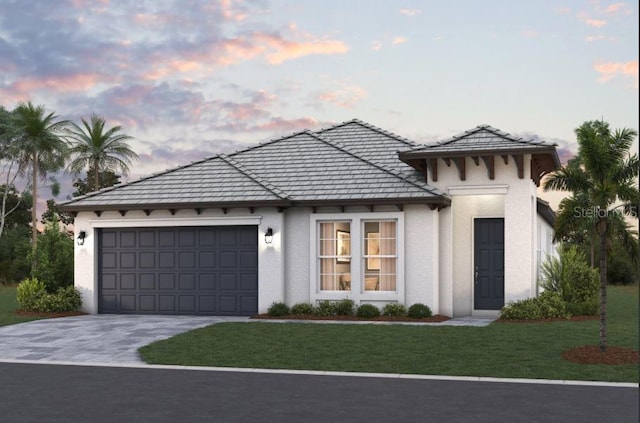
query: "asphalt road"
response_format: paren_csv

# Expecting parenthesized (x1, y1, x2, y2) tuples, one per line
(0, 363, 637, 423)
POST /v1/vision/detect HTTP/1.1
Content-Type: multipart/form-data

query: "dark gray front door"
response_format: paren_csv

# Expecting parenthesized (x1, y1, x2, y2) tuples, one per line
(98, 226, 258, 316)
(474, 218, 504, 310)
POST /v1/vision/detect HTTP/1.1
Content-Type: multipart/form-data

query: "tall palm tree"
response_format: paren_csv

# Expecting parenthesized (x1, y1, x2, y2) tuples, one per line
(10, 102, 69, 247)
(66, 114, 138, 192)
(544, 120, 639, 352)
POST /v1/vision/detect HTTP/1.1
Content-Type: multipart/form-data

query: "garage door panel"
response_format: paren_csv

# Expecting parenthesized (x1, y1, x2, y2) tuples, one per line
(139, 274, 155, 290)
(120, 252, 136, 268)
(102, 253, 117, 269)
(121, 232, 136, 247)
(120, 274, 136, 290)
(99, 226, 258, 315)
(199, 274, 216, 290)
(159, 274, 175, 290)
(179, 274, 196, 290)
(159, 252, 175, 268)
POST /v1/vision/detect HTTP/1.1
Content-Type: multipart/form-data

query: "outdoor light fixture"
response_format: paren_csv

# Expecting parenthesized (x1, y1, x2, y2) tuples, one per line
(77, 231, 87, 246)
(264, 227, 274, 245)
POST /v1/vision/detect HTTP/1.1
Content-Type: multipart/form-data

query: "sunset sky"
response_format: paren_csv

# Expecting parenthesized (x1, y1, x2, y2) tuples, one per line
(1, 0, 638, 207)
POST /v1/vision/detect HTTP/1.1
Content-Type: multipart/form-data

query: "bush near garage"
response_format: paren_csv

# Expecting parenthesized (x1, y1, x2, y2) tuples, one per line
(407, 303, 432, 318)
(267, 302, 290, 317)
(500, 291, 570, 320)
(382, 303, 407, 316)
(16, 278, 82, 313)
(290, 302, 315, 315)
(356, 303, 380, 318)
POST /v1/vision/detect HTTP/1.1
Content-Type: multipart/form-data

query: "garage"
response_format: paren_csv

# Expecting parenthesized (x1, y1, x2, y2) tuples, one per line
(98, 226, 258, 316)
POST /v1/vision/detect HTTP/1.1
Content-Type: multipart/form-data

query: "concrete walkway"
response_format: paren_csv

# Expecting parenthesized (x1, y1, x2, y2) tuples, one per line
(0, 315, 495, 365)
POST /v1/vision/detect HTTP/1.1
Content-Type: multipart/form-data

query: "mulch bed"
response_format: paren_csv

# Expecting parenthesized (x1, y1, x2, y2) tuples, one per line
(563, 345, 639, 365)
(251, 314, 451, 323)
(497, 315, 599, 323)
(15, 310, 87, 318)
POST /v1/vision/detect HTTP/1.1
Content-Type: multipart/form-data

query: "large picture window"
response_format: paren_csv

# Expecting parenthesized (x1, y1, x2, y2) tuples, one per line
(319, 221, 351, 291)
(363, 221, 397, 291)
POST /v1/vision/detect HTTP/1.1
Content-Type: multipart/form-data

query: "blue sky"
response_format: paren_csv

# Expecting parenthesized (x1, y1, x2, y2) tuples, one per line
(0, 0, 638, 205)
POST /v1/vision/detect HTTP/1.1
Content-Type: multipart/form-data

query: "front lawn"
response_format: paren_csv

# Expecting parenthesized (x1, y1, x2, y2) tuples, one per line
(0, 285, 43, 327)
(139, 285, 639, 382)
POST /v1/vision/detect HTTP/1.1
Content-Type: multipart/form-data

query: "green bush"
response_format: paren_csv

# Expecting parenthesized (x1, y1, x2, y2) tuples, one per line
(30, 217, 74, 293)
(16, 278, 47, 310)
(540, 245, 599, 305)
(17, 279, 82, 312)
(315, 300, 337, 316)
(267, 302, 290, 317)
(334, 299, 355, 316)
(407, 303, 432, 318)
(382, 303, 407, 316)
(356, 303, 380, 318)
(500, 291, 570, 320)
(608, 252, 638, 285)
(290, 302, 315, 315)
(566, 300, 598, 316)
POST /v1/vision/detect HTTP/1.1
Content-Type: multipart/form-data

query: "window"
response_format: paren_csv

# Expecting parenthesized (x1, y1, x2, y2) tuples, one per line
(318, 221, 351, 291)
(317, 218, 398, 293)
(363, 221, 397, 291)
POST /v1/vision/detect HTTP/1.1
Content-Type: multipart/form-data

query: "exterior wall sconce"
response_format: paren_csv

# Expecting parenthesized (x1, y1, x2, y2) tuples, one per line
(77, 230, 87, 246)
(264, 227, 274, 245)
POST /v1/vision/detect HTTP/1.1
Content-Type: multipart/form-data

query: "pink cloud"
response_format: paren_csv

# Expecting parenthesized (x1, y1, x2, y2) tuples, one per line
(371, 40, 382, 51)
(522, 30, 539, 38)
(254, 31, 349, 65)
(555, 6, 571, 14)
(603, 2, 628, 14)
(594, 60, 639, 88)
(399, 9, 421, 16)
(392, 36, 408, 45)
(1, 72, 112, 102)
(585, 18, 607, 27)
(315, 85, 367, 109)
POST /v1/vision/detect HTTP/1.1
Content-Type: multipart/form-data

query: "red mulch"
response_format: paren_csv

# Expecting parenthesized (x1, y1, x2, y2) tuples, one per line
(563, 345, 639, 365)
(15, 310, 87, 318)
(250, 314, 450, 323)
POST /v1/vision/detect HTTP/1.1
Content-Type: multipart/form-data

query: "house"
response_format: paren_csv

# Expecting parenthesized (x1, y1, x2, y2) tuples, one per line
(59, 119, 559, 317)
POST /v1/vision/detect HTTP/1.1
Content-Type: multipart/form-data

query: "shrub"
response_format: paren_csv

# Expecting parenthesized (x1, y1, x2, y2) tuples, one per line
(290, 302, 315, 315)
(540, 245, 599, 305)
(267, 302, 290, 317)
(16, 278, 47, 311)
(334, 299, 355, 316)
(356, 303, 380, 318)
(33, 286, 82, 313)
(315, 300, 337, 316)
(500, 291, 570, 320)
(382, 303, 407, 316)
(29, 217, 74, 293)
(407, 303, 432, 318)
(566, 300, 598, 316)
(17, 279, 82, 313)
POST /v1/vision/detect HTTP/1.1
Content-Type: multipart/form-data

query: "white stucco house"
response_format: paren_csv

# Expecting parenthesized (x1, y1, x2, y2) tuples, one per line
(59, 119, 558, 317)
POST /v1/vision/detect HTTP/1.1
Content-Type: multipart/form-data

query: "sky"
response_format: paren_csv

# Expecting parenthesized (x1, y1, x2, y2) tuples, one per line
(0, 0, 638, 210)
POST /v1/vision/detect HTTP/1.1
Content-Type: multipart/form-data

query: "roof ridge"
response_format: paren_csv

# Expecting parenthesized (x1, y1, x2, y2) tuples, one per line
(310, 131, 444, 196)
(218, 154, 290, 200)
(316, 118, 420, 147)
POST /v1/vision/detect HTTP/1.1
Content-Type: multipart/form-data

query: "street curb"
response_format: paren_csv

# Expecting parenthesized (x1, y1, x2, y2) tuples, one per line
(0, 358, 637, 388)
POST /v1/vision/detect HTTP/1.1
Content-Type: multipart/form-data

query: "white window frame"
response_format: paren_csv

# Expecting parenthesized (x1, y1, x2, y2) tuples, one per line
(310, 212, 404, 304)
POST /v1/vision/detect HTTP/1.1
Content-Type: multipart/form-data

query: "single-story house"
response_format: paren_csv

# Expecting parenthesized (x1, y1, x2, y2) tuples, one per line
(59, 119, 559, 317)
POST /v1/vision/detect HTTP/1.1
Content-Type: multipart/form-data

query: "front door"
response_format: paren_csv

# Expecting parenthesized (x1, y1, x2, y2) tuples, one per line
(474, 218, 504, 310)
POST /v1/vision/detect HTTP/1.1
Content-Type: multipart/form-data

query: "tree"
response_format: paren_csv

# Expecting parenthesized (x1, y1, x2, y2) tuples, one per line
(72, 168, 122, 197)
(8, 102, 69, 248)
(66, 114, 138, 193)
(29, 215, 74, 293)
(0, 106, 24, 238)
(544, 120, 639, 352)
(41, 199, 75, 227)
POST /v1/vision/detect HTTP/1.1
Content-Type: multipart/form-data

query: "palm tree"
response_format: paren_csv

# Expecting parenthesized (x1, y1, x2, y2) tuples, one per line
(544, 120, 639, 352)
(9, 102, 69, 247)
(66, 114, 138, 192)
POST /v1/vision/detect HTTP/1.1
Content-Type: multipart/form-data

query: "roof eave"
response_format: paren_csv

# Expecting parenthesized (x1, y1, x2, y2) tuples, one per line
(58, 199, 293, 213)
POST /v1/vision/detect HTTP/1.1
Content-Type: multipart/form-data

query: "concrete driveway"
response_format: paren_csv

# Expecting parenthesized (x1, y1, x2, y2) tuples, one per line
(0, 315, 247, 364)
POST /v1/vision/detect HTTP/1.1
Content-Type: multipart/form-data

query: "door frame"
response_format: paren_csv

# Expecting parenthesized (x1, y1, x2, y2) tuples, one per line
(472, 217, 505, 311)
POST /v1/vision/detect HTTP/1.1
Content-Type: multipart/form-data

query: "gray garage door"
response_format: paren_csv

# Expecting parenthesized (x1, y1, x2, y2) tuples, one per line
(98, 226, 258, 315)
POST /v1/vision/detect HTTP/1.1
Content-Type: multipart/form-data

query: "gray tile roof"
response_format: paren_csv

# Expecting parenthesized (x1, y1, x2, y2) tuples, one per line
(401, 124, 558, 155)
(59, 119, 449, 211)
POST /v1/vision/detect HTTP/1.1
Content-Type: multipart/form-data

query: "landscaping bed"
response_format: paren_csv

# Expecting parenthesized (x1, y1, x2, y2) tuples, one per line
(251, 314, 450, 323)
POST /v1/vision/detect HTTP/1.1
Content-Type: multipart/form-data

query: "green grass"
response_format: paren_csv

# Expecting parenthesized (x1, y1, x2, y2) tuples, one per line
(0, 285, 43, 327)
(140, 285, 639, 383)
